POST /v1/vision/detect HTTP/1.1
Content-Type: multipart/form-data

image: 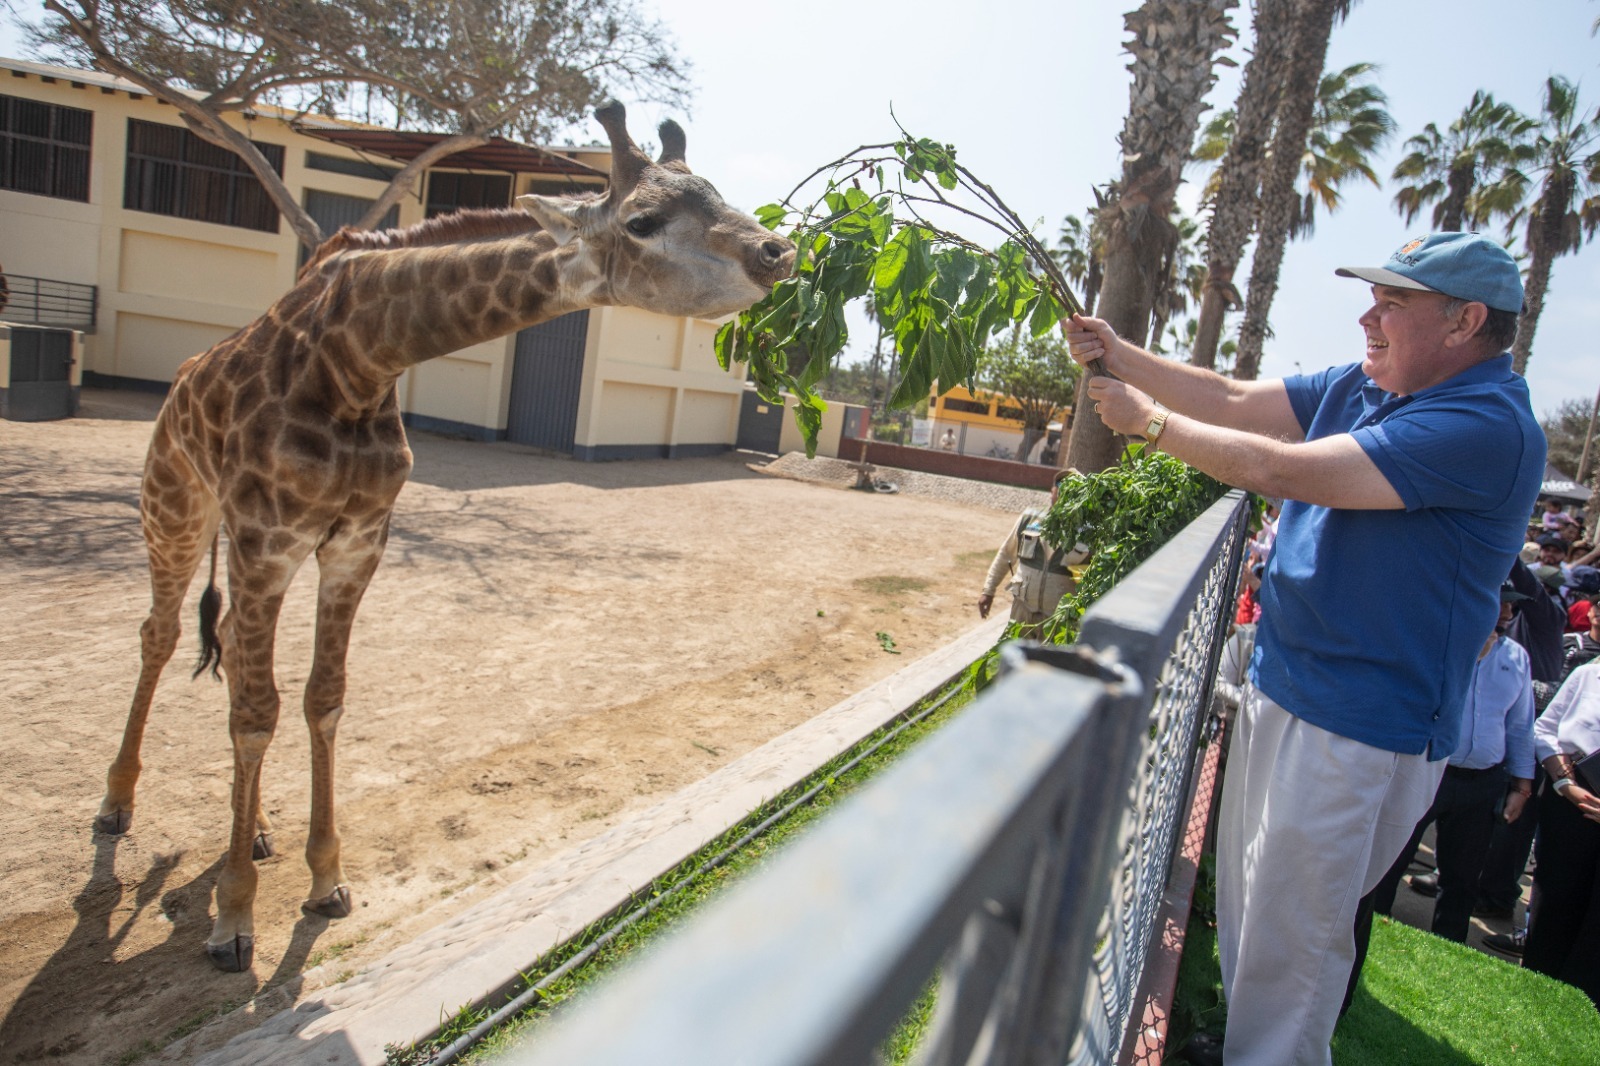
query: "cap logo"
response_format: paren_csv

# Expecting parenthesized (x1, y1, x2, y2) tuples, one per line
(1399, 239, 1424, 256)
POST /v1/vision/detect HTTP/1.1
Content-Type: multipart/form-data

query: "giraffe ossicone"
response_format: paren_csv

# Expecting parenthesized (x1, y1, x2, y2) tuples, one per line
(94, 101, 795, 973)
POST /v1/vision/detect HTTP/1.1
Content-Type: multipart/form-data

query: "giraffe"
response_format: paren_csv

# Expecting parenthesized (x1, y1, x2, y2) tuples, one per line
(93, 101, 796, 972)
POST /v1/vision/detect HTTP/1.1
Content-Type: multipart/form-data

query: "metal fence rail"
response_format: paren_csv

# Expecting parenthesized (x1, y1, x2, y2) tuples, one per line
(0, 274, 98, 332)
(507, 490, 1250, 1066)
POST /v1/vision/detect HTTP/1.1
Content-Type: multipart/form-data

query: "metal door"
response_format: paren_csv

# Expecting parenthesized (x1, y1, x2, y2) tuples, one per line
(736, 388, 784, 454)
(4, 327, 74, 421)
(506, 311, 588, 451)
(302, 189, 399, 263)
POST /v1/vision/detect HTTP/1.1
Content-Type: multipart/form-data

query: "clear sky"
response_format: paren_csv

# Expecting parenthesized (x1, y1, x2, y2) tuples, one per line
(5, 1, 1598, 435)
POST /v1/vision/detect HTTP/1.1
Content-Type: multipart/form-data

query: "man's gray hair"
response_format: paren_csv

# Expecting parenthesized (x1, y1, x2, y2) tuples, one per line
(1441, 296, 1519, 352)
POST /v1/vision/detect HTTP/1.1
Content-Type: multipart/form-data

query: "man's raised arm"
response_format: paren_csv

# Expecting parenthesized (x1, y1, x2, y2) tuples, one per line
(1063, 314, 1306, 441)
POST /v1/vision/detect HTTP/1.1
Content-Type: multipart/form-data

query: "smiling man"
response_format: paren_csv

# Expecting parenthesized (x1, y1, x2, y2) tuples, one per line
(1064, 232, 1545, 1066)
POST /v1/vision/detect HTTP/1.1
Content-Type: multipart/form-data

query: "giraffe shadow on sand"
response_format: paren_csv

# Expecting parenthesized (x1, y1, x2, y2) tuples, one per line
(0, 834, 336, 1064)
(402, 428, 772, 494)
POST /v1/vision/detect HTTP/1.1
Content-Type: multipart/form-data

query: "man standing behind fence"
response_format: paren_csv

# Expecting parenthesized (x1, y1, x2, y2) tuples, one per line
(1063, 233, 1545, 1066)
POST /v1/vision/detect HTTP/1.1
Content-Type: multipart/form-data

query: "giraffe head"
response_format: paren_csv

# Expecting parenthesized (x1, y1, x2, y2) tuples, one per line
(516, 101, 795, 319)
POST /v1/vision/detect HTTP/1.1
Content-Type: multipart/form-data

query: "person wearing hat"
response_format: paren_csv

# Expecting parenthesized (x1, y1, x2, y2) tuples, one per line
(1064, 232, 1545, 1066)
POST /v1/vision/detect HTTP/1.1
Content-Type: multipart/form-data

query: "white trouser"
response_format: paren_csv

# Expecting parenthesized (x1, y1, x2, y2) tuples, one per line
(1216, 687, 1444, 1066)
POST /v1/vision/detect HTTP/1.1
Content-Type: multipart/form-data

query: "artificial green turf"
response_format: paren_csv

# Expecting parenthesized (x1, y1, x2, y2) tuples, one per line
(1171, 909, 1600, 1065)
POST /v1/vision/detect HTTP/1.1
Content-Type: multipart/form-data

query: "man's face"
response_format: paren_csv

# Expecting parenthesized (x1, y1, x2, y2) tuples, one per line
(1541, 544, 1565, 566)
(1358, 286, 1465, 395)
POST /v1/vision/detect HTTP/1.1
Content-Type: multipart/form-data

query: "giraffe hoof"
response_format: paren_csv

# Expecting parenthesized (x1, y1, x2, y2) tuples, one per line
(94, 810, 133, 836)
(302, 885, 352, 919)
(252, 833, 275, 861)
(205, 934, 254, 972)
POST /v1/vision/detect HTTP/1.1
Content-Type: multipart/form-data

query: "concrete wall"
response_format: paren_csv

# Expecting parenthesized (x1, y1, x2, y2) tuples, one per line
(839, 437, 1060, 490)
(571, 305, 743, 460)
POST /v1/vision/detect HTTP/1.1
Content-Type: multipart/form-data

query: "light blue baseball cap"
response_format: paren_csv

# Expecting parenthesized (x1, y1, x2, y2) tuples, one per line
(1335, 232, 1525, 313)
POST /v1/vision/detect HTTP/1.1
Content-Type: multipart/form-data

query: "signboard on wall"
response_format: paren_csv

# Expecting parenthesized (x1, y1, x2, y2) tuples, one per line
(911, 418, 932, 447)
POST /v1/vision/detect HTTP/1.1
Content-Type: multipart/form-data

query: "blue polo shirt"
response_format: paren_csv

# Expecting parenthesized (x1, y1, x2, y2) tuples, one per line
(1249, 355, 1545, 757)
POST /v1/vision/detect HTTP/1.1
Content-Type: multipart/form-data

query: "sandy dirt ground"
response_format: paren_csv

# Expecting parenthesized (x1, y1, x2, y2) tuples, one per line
(0, 389, 1022, 1065)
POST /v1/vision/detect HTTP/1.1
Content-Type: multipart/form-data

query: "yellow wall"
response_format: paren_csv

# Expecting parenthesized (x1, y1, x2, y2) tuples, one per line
(777, 393, 857, 459)
(113, 312, 236, 382)
(572, 305, 744, 455)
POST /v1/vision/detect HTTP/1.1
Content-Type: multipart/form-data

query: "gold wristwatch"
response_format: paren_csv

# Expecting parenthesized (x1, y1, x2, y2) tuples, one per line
(1144, 408, 1170, 448)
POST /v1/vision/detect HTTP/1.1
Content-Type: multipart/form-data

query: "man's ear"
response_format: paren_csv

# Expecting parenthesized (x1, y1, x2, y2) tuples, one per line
(1446, 300, 1490, 348)
(517, 194, 588, 245)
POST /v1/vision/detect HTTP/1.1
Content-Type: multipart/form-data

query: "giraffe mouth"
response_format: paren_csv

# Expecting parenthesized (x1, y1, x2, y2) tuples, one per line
(747, 236, 797, 289)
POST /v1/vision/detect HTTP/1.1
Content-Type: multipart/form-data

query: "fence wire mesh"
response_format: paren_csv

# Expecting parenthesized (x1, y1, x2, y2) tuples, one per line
(1072, 498, 1247, 1064)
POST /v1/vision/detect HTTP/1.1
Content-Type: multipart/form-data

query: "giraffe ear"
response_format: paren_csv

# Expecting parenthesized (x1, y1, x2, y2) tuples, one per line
(517, 194, 588, 246)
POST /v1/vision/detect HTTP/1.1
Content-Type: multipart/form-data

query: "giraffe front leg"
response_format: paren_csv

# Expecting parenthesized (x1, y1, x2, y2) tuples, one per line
(206, 581, 291, 972)
(299, 541, 385, 919)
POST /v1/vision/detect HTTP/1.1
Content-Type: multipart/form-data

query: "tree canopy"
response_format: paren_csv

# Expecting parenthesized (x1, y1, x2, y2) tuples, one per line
(1542, 396, 1598, 481)
(25, 0, 690, 248)
(977, 332, 1081, 460)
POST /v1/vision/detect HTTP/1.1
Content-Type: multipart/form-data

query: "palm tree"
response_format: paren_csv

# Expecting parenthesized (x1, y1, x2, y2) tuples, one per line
(1189, 0, 1294, 370)
(1052, 212, 1104, 316)
(1064, 0, 1238, 473)
(1390, 91, 1533, 233)
(1233, 0, 1356, 381)
(1194, 59, 1392, 372)
(1287, 62, 1395, 238)
(1507, 76, 1600, 374)
(1149, 211, 1209, 352)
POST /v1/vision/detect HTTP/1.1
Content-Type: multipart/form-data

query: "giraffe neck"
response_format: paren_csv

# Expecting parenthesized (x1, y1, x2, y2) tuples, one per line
(293, 229, 609, 416)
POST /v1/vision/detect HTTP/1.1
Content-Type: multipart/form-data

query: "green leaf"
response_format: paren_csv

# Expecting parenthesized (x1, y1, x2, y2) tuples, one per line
(713, 321, 737, 370)
(1029, 286, 1065, 337)
(754, 203, 788, 231)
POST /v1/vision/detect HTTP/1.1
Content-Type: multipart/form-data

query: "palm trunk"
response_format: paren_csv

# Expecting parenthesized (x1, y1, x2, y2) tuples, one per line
(1193, 0, 1293, 369)
(1065, 0, 1239, 472)
(1233, 0, 1341, 381)
(1512, 175, 1574, 374)
(1438, 161, 1476, 233)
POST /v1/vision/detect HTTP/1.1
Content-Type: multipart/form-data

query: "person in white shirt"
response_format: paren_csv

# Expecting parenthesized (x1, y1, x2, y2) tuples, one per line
(1526, 659, 1600, 1005)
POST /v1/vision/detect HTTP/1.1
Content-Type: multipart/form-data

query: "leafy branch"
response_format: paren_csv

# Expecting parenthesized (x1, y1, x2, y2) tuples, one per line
(714, 120, 1087, 455)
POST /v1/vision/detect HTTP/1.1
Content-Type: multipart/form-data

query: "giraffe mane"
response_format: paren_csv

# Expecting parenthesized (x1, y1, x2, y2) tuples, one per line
(298, 204, 595, 279)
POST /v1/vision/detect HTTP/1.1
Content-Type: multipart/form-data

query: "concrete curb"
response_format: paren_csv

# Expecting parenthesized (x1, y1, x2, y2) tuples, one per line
(188, 616, 1009, 1065)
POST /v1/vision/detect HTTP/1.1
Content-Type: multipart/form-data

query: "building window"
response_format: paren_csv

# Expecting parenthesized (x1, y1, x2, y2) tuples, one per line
(426, 171, 512, 218)
(0, 93, 91, 202)
(305, 150, 401, 183)
(941, 397, 990, 416)
(124, 118, 284, 232)
(996, 405, 1026, 422)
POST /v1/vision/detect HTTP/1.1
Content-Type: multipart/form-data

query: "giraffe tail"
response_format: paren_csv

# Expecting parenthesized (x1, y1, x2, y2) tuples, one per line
(193, 532, 223, 681)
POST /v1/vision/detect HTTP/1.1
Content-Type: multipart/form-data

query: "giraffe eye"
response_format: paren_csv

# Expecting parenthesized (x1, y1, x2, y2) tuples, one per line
(625, 215, 661, 238)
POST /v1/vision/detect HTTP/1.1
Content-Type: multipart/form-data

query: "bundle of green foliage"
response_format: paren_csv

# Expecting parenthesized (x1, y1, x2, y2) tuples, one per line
(714, 126, 1081, 454)
(1037, 445, 1229, 646)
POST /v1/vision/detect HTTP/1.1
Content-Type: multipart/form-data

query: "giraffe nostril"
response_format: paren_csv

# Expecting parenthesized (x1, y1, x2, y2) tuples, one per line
(760, 240, 787, 265)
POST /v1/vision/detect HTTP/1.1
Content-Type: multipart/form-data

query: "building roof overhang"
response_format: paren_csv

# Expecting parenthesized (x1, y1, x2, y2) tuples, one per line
(295, 127, 608, 179)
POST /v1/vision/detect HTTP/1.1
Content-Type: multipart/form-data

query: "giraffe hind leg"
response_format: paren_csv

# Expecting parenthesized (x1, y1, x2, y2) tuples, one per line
(98, 443, 220, 837)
